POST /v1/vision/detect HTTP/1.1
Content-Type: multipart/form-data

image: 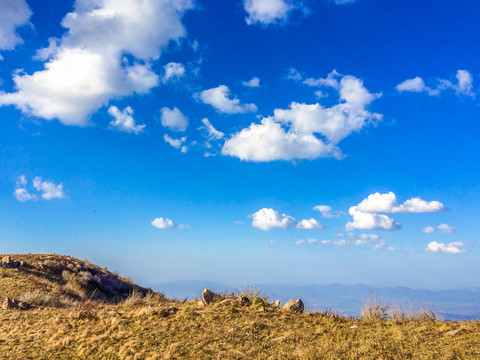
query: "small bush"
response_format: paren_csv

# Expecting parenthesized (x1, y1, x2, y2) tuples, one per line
(361, 298, 390, 321)
(19, 290, 78, 308)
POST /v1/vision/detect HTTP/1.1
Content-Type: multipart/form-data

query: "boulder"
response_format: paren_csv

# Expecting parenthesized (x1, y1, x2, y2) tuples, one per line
(282, 299, 304, 313)
(274, 300, 281, 308)
(201, 289, 224, 305)
(2, 297, 28, 310)
(2, 255, 10, 264)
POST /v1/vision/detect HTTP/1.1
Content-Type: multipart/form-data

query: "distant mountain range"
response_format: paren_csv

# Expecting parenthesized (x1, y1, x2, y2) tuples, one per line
(150, 281, 480, 321)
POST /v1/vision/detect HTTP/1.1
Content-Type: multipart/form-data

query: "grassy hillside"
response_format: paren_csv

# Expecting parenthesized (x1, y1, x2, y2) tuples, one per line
(1, 254, 479, 359)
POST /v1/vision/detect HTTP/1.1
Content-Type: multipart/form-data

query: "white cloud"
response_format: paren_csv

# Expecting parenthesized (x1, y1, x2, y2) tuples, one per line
(396, 77, 427, 93)
(0, 0, 194, 126)
(355, 192, 445, 214)
(313, 205, 343, 218)
(0, 0, 32, 51)
(222, 72, 381, 162)
(13, 187, 36, 202)
(162, 62, 185, 83)
(195, 85, 257, 114)
(438, 70, 474, 97)
(164, 134, 188, 153)
(222, 118, 342, 162)
(108, 106, 145, 134)
(160, 107, 188, 132)
(352, 233, 381, 245)
(251, 208, 297, 231)
(199, 118, 224, 141)
(151, 217, 189, 229)
(422, 226, 436, 234)
(346, 192, 444, 231)
(32, 177, 65, 200)
(296, 218, 325, 230)
(242, 77, 261, 87)
(438, 223, 456, 234)
(287, 68, 303, 81)
(426, 241, 466, 254)
(346, 206, 401, 231)
(373, 239, 396, 251)
(250, 208, 324, 231)
(396, 70, 474, 98)
(243, 0, 298, 26)
(14, 175, 66, 201)
(334, 0, 357, 4)
(273, 76, 382, 144)
(303, 70, 341, 89)
(299, 238, 347, 246)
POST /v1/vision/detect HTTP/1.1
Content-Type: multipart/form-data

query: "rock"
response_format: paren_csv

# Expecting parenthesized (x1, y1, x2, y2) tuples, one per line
(2, 255, 10, 264)
(201, 288, 223, 305)
(274, 300, 280, 308)
(237, 296, 251, 306)
(2, 297, 28, 310)
(282, 299, 304, 313)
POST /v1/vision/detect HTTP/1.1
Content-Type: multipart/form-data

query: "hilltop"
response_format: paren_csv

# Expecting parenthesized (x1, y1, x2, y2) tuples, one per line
(1, 254, 480, 359)
(0, 253, 150, 307)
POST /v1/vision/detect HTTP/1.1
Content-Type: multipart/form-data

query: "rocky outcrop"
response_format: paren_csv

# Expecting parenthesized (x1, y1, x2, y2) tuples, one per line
(1, 256, 26, 268)
(2, 297, 29, 310)
(201, 289, 224, 305)
(282, 299, 304, 313)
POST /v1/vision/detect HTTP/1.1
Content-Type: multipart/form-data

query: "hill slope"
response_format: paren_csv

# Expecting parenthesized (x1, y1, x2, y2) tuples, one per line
(0, 253, 149, 306)
(1, 254, 480, 359)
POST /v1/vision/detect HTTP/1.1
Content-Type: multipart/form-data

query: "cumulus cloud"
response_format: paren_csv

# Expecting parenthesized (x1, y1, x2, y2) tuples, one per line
(250, 208, 324, 231)
(242, 77, 261, 87)
(422, 226, 436, 234)
(313, 205, 343, 218)
(346, 206, 401, 231)
(396, 70, 474, 98)
(162, 62, 185, 83)
(251, 208, 297, 231)
(0, 0, 32, 51)
(164, 134, 188, 153)
(355, 192, 445, 214)
(14, 175, 65, 201)
(346, 192, 444, 231)
(160, 106, 188, 132)
(222, 118, 342, 162)
(396, 77, 428, 93)
(151, 217, 189, 229)
(426, 241, 466, 254)
(222, 72, 381, 162)
(195, 85, 257, 114)
(438, 223, 456, 234)
(33, 177, 65, 200)
(243, 0, 302, 26)
(14, 188, 36, 202)
(108, 106, 145, 134)
(0, 0, 194, 126)
(296, 218, 325, 230)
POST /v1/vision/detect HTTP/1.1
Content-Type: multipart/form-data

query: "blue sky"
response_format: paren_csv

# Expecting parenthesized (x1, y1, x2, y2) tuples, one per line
(1, 0, 479, 290)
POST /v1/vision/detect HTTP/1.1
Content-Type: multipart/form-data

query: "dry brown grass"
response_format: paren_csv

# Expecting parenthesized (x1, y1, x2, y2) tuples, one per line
(1, 254, 479, 359)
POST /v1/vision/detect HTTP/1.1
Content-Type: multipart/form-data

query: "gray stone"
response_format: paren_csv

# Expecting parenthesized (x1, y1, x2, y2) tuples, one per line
(282, 298, 304, 313)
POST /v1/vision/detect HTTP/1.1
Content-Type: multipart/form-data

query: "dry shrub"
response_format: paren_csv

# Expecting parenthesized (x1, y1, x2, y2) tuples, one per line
(361, 298, 390, 321)
(19, 290, 78, 308)
(123, 289, 166, 307)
